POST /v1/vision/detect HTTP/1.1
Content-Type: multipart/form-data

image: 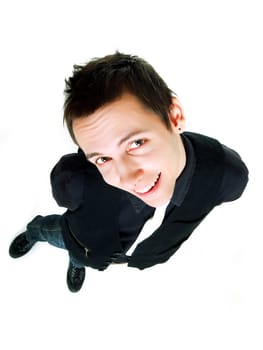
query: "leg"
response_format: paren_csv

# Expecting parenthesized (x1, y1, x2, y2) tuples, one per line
(26, 214, 66, 248)
(26, 215, 85, 269)
(9, 214, 86, 292)
(9, 214, 67, 257)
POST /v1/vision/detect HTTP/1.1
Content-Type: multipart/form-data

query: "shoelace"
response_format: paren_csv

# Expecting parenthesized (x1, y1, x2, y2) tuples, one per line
(70, 266, 83, 280)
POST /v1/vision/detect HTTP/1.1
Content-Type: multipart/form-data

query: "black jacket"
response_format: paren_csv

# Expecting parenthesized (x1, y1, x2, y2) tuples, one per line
(50, 132, 249, 270)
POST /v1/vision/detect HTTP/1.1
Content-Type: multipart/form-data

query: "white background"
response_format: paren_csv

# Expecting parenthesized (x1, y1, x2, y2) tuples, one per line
(0, 1, 262, 349)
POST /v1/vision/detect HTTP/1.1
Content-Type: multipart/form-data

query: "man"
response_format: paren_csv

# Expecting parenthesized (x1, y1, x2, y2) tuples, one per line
(9, 52, 249, 292)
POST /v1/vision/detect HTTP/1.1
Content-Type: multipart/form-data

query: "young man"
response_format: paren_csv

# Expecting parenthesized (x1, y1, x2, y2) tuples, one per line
(9, 52, 249, 292)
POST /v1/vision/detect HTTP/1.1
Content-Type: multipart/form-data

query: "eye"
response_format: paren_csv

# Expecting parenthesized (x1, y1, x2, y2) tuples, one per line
(128, 139, 146, 151)
(95, 156, 111, 165)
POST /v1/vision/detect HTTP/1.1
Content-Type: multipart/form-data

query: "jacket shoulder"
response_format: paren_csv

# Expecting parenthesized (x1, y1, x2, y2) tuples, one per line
(50, 151, 88, 211)
(216, 145, 249, 203)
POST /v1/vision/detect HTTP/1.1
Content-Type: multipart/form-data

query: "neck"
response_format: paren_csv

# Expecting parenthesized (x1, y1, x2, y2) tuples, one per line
(177, 135, 187, 178)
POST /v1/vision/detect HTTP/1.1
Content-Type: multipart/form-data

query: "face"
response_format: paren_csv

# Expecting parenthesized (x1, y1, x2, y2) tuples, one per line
(73, 93, 186, 208)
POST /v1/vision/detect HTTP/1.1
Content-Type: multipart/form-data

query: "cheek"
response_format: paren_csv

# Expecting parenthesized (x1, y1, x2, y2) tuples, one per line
(98, 167, 119, 187)
(147, 151, 168, 168)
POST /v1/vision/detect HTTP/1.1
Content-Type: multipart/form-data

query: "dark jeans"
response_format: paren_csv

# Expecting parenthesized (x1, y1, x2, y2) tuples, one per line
(25, 215, 84, 268)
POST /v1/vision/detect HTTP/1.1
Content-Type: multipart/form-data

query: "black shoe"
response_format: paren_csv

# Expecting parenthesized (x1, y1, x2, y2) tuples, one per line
(9, 232, 36, 258)
(67, 262, 85, 293)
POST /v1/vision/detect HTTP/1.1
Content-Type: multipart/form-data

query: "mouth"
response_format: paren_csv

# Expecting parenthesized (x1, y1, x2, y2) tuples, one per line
(134, 172, 161, 195)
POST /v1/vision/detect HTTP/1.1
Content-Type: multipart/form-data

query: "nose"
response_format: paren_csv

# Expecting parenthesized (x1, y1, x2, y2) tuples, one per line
(114, 157, 143, 189)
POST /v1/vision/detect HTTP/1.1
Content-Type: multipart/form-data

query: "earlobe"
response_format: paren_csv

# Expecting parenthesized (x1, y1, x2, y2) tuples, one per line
(169, 97, 186, 133)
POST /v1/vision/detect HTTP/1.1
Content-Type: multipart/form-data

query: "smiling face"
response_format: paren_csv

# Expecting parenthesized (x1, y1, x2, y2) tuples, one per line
(73, 92, 186, 208)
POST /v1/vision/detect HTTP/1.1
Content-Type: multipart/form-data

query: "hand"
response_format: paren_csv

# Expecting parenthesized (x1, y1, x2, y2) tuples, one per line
(98, 252, 130, 271)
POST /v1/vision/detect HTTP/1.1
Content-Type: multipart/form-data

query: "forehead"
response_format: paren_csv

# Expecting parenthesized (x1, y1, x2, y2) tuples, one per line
(73, 93, 164, 145)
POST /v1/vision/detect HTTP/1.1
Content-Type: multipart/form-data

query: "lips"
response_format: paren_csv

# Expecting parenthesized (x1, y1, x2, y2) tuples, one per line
(135, 173, 161, 195)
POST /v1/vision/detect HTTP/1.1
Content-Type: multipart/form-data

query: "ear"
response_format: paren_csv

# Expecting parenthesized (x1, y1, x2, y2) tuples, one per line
(168, 97, 186, 133)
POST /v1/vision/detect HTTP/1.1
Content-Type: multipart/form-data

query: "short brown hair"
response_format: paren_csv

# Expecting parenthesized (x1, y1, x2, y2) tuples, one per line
(63, 51, 174, 143)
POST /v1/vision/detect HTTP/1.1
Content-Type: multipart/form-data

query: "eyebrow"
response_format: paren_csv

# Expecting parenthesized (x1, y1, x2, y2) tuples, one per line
(85, 130, 146, 160)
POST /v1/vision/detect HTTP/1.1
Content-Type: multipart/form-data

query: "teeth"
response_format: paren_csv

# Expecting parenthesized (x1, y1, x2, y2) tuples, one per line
(135, 173, 160, 194)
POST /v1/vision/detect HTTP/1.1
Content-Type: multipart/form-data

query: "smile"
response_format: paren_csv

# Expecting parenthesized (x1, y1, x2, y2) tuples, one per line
(135, 173, 161, 194)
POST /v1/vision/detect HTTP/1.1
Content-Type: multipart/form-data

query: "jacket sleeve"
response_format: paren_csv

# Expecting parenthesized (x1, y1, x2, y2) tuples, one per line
(216, 145, 249, 204)
(50, 152, 87, 211)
